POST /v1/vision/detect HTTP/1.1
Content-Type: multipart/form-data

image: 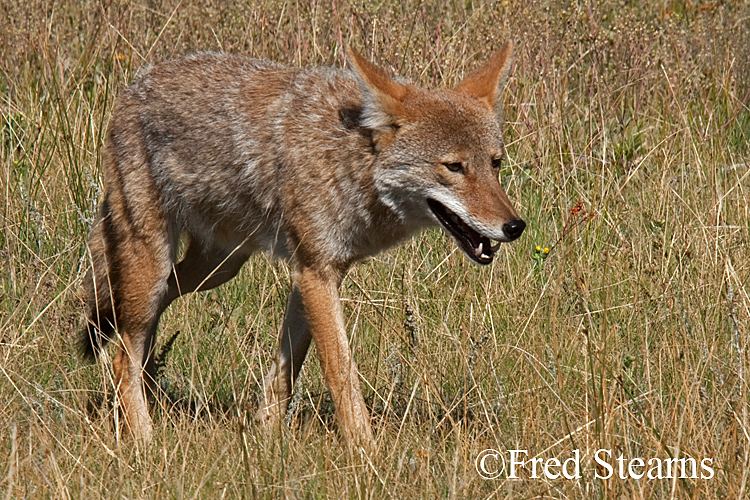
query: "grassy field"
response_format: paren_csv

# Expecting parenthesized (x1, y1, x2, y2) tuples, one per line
(1, 0, 749, 498)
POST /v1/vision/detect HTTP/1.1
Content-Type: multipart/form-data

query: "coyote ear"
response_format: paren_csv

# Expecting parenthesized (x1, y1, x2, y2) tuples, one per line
(347, 47, 408, 130)
(456, 41, 513, 113)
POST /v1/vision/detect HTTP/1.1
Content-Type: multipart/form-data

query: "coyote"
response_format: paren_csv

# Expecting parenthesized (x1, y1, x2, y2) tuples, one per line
(81, 42, 525, 449)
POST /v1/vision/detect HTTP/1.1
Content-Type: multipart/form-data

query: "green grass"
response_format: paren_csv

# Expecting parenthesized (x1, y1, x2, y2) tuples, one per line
(1, 0, 749, 498)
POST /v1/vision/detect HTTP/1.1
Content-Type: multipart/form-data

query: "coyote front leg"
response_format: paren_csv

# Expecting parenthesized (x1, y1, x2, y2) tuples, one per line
(257, 284, 312, 424)
(260, 265, 374, 449)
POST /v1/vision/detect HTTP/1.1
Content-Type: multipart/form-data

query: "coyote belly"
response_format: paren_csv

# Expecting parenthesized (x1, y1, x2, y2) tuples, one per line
(81, 43, 525, 449)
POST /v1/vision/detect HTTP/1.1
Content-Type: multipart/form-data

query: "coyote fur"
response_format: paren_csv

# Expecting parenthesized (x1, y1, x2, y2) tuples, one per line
(81, 42, 525, 449)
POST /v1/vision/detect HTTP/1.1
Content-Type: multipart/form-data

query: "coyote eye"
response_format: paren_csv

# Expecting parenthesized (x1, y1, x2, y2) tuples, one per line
(491, 157, 503, 170)
(443, 162, 464, 174)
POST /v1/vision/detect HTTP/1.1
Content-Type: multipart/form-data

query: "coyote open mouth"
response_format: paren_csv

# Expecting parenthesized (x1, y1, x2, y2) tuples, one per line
(427, 199, 500, 265)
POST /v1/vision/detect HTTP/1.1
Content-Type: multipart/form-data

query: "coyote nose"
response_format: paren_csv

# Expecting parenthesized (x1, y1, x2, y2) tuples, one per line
(503, 219, 526, 241)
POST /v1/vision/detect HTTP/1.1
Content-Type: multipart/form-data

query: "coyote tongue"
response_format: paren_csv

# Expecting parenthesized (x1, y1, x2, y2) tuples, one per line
(427, 199, 496, 265)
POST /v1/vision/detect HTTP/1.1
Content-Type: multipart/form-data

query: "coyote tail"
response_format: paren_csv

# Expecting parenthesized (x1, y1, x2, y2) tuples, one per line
(79, 200, 117, 360)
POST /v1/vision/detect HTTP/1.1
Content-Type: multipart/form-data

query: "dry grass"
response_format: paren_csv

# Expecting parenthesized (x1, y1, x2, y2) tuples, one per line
(1, 0, 749, 498)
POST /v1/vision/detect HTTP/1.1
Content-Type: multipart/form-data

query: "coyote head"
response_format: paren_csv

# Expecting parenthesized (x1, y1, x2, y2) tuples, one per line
(348, 43, 525, 265)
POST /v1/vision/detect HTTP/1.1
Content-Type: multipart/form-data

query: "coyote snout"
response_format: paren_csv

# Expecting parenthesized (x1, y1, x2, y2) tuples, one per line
(81, 41, 524, 450)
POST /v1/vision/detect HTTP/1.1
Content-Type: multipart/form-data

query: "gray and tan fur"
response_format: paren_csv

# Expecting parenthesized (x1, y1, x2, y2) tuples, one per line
(81, 43, 525, 449)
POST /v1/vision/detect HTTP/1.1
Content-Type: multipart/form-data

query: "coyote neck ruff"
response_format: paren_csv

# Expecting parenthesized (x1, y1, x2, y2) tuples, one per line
(81, 43, 525, 449)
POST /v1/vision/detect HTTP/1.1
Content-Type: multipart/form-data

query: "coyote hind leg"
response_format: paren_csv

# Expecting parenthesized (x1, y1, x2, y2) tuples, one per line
(159, 238, 253, 311)
(102, 185, 175, 445)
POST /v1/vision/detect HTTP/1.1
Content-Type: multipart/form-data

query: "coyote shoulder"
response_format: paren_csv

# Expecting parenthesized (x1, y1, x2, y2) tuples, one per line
(81, 43, 525, 449)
